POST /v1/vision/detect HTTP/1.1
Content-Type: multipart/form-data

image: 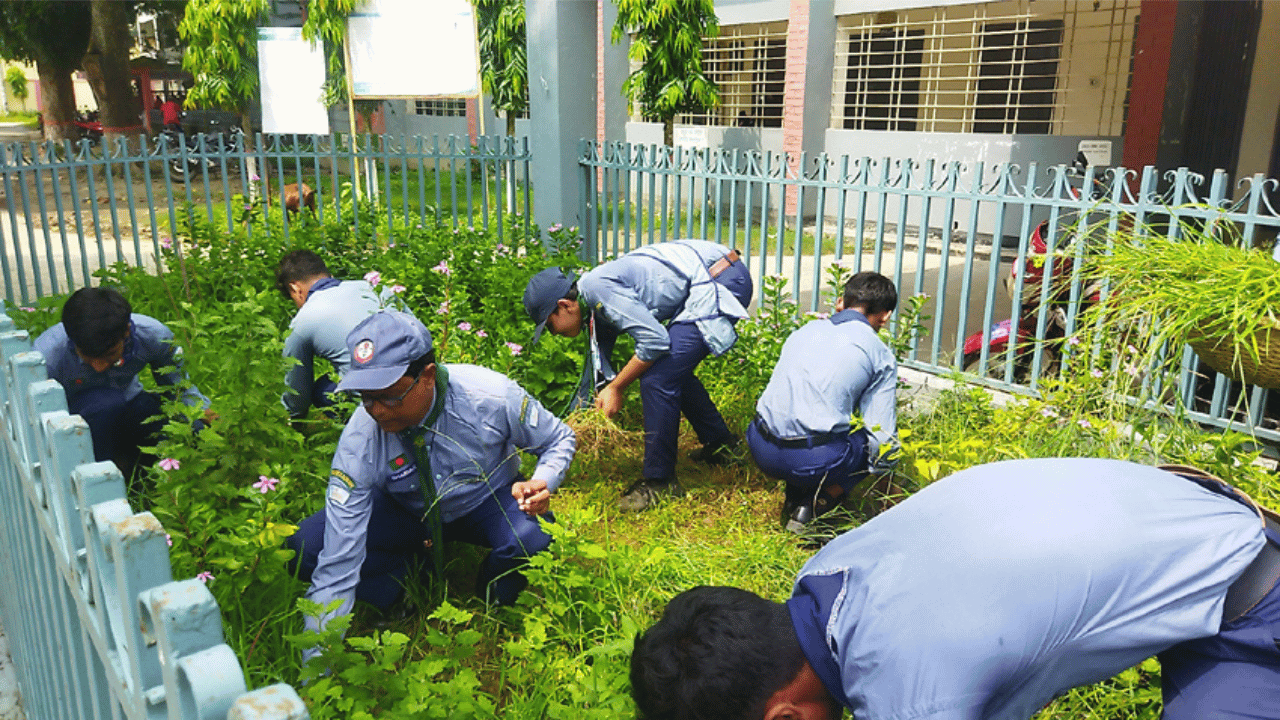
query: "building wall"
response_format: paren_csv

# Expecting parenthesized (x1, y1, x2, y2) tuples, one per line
(1236, 0, 1280, 184)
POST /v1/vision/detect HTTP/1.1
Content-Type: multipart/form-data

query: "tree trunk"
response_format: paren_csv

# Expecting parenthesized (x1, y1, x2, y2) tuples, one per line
(87, 0, 142, 149)
(663, 119, 673, 147)
(36, 62, 77, 143)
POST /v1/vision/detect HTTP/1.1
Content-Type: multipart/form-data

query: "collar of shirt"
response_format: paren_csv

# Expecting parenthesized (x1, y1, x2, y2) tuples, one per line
(306, 276, 342, 301)
(830, 309, 871, 327)
(786, 572, 853, 710)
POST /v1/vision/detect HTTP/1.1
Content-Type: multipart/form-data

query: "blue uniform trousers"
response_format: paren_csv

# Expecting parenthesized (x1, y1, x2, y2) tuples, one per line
(71, 386, 165, 482)
(746, 417, 870, 502)
(1158, 519, 1280, 719)
(639, 259, 752, 481)
(287, 483, 554, 608)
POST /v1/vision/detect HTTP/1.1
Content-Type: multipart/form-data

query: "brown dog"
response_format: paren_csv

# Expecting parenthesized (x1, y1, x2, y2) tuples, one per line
(283, 183, 316, 215)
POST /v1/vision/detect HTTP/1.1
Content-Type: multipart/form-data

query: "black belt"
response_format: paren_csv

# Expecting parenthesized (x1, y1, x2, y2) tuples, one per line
(1160, 464, 1280, 623)
(753, 416, 846, 449)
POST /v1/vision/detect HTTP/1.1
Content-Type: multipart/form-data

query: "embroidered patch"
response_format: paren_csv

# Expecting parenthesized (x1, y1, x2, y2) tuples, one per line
(328, 485, 350, 505)
(390, 463, 417, 482)
(354, 339, 375, 364)
(329, 469, 355, 489)
(389, 454, 409, 470)
(519, 396, 529, 424)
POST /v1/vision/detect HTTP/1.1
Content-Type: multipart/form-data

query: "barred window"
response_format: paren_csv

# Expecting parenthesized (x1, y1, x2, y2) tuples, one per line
(413, 99, 467, 117)
(670, 22, 788, 128)
(843, 29, 925, 131)
(832, 1, 1137, 136)
(973, 20, 1064, 134)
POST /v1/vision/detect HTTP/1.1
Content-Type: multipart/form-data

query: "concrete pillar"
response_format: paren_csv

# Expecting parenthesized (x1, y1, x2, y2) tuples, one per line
(527, 0, 597, 232)
(598, 0, 629, 143)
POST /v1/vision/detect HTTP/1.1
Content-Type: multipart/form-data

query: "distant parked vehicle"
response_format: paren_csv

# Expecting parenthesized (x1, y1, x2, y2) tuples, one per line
(158, 121, 245, 183)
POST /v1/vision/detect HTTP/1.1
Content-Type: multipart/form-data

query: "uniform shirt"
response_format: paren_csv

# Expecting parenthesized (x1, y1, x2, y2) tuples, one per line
(755, 309, 897, 466)
(282, 279, 387, 416)
(579, 239, 747, 363)
(787, 458, 1265, 720)
(305, 364, 576, 633)
(34, 314, 210, 410)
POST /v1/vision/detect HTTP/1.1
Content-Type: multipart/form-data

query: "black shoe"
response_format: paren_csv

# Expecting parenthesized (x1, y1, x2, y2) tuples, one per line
(689, 435, 744, 467)
(783, 503, 815, 534)
(618, 477, 686, 512)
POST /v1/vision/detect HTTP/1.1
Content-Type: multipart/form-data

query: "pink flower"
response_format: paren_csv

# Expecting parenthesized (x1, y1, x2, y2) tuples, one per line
(457, 321, 472, 332)
(165, 533, 172, 547)
(1067, 335, 1081, 346)
(1040, 407, 1059, 419)
(243, 203, 252, 211)
(158, 457, 180, 471)
(389, 284, 406, 294)
(432, 260, 451, 275)
(249, 173, 260, 182)
(506, 342, 523, 356)
(549, 223, 562, 233)
(195, 571, 214, 584)
(437, 301, 450, 315)
(19, 307, 35, 312)
(160, 237, 172, 250)
(364, 270, 382, 286)
(476, 330, 488, 338)
(1077, 419, 1092, 429)
(495, 243, 507, 252)
(1090, 368, 1104, 379)
(253, 475, 279, 493)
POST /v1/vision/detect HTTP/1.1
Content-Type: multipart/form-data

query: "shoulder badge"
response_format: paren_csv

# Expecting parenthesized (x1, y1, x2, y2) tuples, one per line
(329, 468, 356, 489)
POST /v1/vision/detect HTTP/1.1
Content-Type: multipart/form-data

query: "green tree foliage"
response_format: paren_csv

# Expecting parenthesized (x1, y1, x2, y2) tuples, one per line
(299, 0, 382, 126)
(178, 0, 269, 127)
(612, 0, 720, 146)
(475, 0, 527, 137)
(0, 1, 93, 142)
(5, 66, 28, 105)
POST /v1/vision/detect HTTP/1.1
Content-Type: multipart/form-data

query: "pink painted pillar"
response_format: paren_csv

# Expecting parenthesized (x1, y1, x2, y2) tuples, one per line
(781, 0, 812, 215)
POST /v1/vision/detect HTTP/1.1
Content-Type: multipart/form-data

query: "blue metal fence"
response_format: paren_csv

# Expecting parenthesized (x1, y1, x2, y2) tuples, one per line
(578, 140, 1280, 442)
(0, 133, 532, 306)
(0, 313, 307, 719)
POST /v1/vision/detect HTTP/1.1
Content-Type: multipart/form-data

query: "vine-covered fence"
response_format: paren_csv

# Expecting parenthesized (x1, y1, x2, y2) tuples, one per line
(0, 313, 307, 720)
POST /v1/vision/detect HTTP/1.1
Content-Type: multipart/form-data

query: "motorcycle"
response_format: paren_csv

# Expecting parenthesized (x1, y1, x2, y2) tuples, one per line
(73, 110, 102, 145)
(961, 156, 1110, 380)
(158, 121, 245, 183)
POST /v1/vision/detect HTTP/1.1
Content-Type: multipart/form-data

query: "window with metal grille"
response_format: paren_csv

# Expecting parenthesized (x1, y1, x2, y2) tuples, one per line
(831, 1, 1137, 136)
(668, 22, 788, 128)
(843, 29, 925, 131)
(973, 20, 1063, 134)
(413, 99, 467, 117)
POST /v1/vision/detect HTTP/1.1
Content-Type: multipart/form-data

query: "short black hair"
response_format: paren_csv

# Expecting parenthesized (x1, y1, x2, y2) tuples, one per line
(62, 287, 131, 357)
(562, 281, 579, 303)
(630, 586, 807, 720)
(404, 349, 437, 380)
(275, 249, 331, 299)
(842, 271, 897, 315)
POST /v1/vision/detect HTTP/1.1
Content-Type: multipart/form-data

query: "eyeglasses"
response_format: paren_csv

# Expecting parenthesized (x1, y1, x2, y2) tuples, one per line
(359, 374, 419, 409)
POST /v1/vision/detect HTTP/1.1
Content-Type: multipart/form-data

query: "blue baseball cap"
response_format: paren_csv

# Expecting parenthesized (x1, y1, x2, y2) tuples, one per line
(336, 310, 434, 392)
(522, 267, 576, 344)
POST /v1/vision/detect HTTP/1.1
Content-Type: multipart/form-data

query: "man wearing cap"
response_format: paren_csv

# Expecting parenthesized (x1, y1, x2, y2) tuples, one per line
(287, 310, 576, 644)
(274, 249, 390, 419)
(523, 239, 752, 512)
(630, 458, 1280, 720)
(748, 271, 900, 534)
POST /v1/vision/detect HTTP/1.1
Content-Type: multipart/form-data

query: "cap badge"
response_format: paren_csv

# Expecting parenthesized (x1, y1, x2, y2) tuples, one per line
(354, 339, 375, 364)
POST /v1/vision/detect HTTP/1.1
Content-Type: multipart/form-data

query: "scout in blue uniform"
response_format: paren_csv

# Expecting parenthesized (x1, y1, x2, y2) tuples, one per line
(747, 271, 899, 533)
(631, 459, 1280, 720)
(523, 239, 752, 512)
(287, 311, 575, 652)
(275, 249, 389, 418)
(33, 287, 212, 482)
